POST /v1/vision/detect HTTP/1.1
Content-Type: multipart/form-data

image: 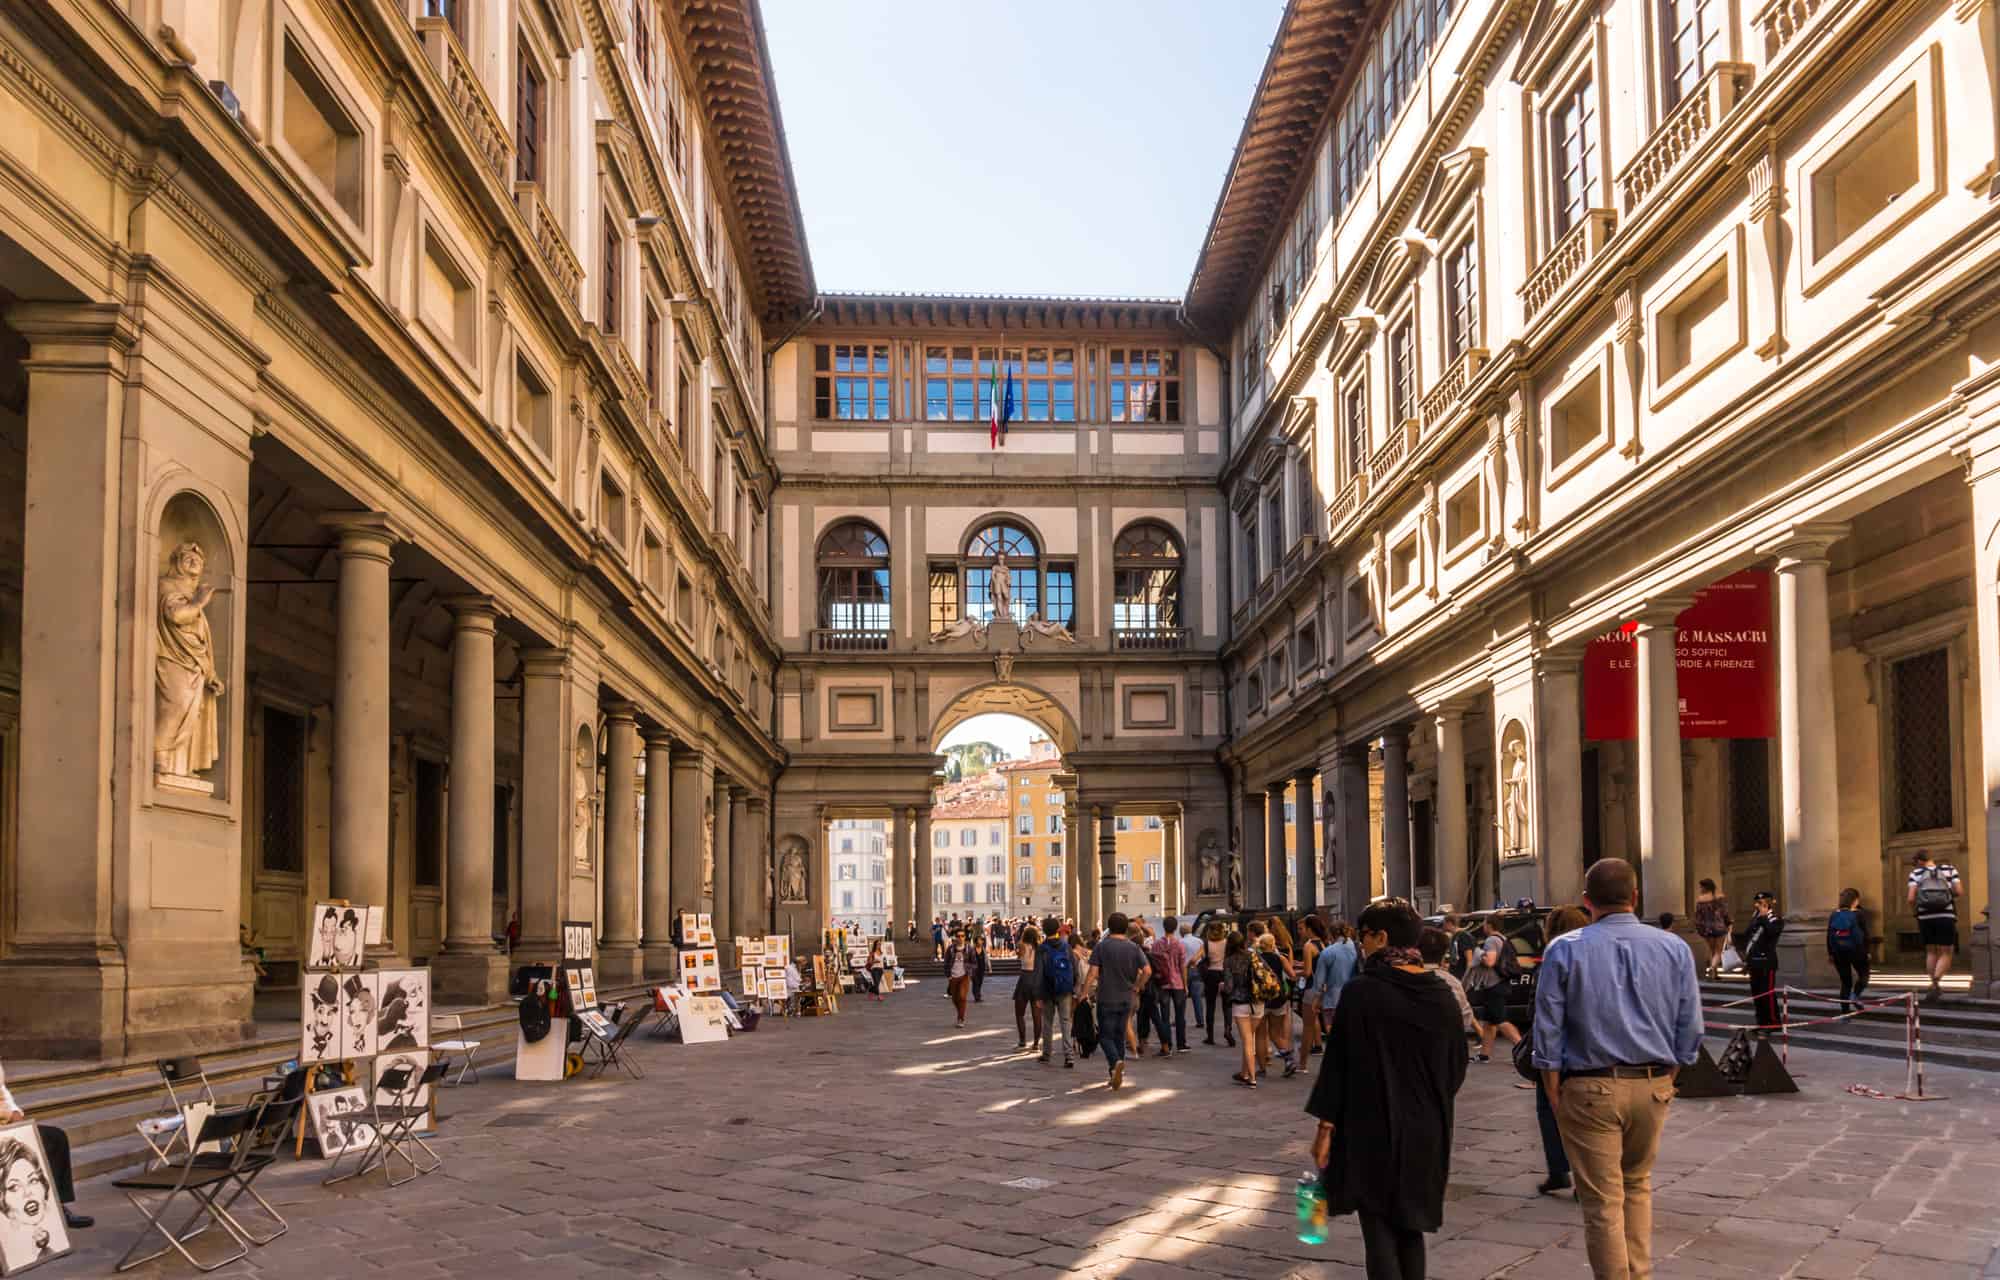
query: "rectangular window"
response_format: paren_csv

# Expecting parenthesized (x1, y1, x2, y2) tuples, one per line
(1548, 368, 1605, 470)
(1342, 380, 1368, 477)
(1021, 346, 1077, 422)
(1116, 816, 1131, 832)
(516, 44, 544, 184)
(675, 360, 694, 453)
(282, 37, 363, 224)
(1661, 0, 1723, 111)
(1018, 814, 1032, 835)
(1048, 813, 1063, 834)
(929, 562, 960, 634)
(1550, 75, 1599, 239)
(1107, 348, 1181, 423)
(1891, 648, 1953, 833)
(1443, 238, 1479, 363)
(1265, 489, 1284, 569)
(1049, 863, 1064, 884)
(414, 757, 445, 887)
(840, 890, 855, 910)
(924, 345, 980, 421)
(1145, 860, 1162, 881)
(934, 857, 949, 876)
(1018, 864, 1033, 884)
(959, 855, 976, 875)
(1019, 842, 1032, 859)
(990, 827, 1001, 845)
(987, 882, 1006, 904)
(1044, 561, 1075, 633)
(515, 356, 553, 457)
(601, 214, 621, 334)
(260, 706, 306, 873)
(632, 0, 651, 83)
(1728, 738, 1770, 853)
(1388, 318, 1417, 424)
(1389, 531, 1419, 596)
(1145, 816, 1162, 830)
(492, 784, 511, 895)
(813, 343, 892, 421)
(986, 855, 1003, 875)
(1811, 85, 1921, 264)
(1444, 479, 1481, 551)
(1116, 862, 1130, 881)
(959, 829, 975, 848)
(644, 305, 661, 404)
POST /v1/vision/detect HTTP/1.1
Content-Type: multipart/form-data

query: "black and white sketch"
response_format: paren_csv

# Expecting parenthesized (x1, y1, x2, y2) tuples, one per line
(340, 972, 379, 1058)
(371, 1053, 432, 1132)
(0, 1122, 70, 1275)
(305, 1087, 377, 1159)
(301, 974, 341, 1063)
(375, 970, 429, 1052)
(333, 906, 365, 967)
(306, 903, 341, 969)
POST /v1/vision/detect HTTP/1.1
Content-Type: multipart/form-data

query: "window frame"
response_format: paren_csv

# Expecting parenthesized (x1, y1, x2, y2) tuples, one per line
(516, 37, 546, 184)
(1111, 521, 1184, 637)
(1647, 225, 1745, 410)
(1542, 53, 1605, 250)
(1797, 44, 1942, 296)
(813, 342, 893, 421)
(813, 519, 891, 639)
(1543, 347, 1615, 489)
(271, 22, 372, 258)
(1106, 347, 1182, 424)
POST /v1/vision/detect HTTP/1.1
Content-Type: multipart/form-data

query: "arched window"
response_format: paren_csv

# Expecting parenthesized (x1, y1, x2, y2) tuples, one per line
(1112, 522, 1183, 649)
(815, 520, 890, 650)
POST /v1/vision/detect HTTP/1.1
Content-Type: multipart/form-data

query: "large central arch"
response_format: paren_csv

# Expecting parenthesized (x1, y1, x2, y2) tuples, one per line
(930, 681, 1081, 757)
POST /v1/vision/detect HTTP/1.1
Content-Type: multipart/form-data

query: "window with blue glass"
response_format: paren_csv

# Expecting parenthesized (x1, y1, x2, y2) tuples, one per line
(814, 520, 890, 641)
(964, 521, 1040, 624)
(814, 342, 891, 420)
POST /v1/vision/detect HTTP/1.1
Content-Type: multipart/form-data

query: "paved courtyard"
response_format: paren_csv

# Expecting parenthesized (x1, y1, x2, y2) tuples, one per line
(61, 983, 2000, 1278)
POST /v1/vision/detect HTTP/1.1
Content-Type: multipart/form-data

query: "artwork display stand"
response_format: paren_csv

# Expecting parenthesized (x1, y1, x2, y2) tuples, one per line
(295, 899, 436, 1154)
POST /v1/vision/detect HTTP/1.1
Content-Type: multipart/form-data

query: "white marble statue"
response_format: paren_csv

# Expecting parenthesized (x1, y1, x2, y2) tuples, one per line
(702, 798, 716, 895)
(1197, 837, 1222, 896)
(778, 846, 808, 904)
(930, 615, 988, 644)
(155, 540, 224, 786)
(1502, 735, 1530, 855)
(1022, 612, 1077, 644)
(1225, 842, 1244, 904)
(573, 747, 595, 870)
(991, 551, 1013, 621)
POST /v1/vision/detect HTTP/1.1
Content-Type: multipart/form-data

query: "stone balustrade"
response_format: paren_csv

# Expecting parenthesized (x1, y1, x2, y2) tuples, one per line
(1619, 63, 1751, 214)
(1521, 209, 1615, 320)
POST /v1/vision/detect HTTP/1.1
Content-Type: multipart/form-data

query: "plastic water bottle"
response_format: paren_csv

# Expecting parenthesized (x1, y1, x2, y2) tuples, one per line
(1296, 1171, 1328, 1245)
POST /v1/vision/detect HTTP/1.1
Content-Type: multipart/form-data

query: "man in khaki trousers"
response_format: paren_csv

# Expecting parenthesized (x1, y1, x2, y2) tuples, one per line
(1532, 859, 1703, 1280)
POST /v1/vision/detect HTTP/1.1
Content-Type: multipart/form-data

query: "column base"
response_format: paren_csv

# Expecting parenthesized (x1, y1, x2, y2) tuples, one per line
(1776, 916, 1839, 992)
(431, 945, 513, 1005)
(1971, 921, 1997, 999)
(1496, 859, 1539, 908)
(0, 947, 260, 1060)
(643, 944, 680, 980)
(596, 943, 646, 986)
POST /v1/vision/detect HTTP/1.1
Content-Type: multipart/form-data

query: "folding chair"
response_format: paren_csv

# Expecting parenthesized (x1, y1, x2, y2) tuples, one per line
(433, 1012, 483, 1086)
(138, 1056, 220, 1168)
(112, 1103, 265, 1272)
(197, 1088, 303, 1245)
(582, 1012, 644, 1080)
(325, 1061, 446, 1188)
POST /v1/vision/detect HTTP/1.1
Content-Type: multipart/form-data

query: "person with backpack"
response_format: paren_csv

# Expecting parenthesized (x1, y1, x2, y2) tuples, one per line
(1221, 931, 1263, 1086)
(1906, 851, 1962, 1005)
(1013, 923, 1044, 1049)
(1825, 889, 1870, 1015)
(1462, 918, 1524, 1062)
(1034, 916, 1077, 1068)
(1255, 933, 1299, 1077)
(1742, 891, 1784, 1033)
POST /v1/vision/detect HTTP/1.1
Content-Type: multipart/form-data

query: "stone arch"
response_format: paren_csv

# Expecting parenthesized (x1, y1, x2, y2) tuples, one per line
(930, 680, 1082, 757)
(573, 723, 596, 872)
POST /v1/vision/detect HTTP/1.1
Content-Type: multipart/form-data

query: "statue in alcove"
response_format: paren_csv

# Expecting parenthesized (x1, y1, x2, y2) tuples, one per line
(155, 541, 224, 788)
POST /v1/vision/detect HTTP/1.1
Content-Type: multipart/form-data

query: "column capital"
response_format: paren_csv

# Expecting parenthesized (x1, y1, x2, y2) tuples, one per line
(641, 728, 675, 750)
(1266, 779, 1288, 796)
(1631, 596, 1696, 630)
(602, 699, 639, 725)
(7, 300, 139, 358)
(1426, 697, 1477, 723)
(1292, 764, 1316, 784)
(519, 646, 571, 679)
(1379, 722, 1411, 747)
(1756, 521, 1850, 565)
(727, 784, 750, 801)
(319, 510, 406, 558)
(442, 593, 502, 625)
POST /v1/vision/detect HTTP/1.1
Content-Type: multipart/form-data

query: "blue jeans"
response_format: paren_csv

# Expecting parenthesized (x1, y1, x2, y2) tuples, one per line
(1535, 1081, 1569, 1179)
(1097, 1004, 1130, 1070)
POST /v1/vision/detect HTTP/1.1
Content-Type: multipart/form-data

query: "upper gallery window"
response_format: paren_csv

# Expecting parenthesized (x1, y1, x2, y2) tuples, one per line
(1660, 0, 1723, 111)
(1549, 74, 1599, 239)
(1388, 318, 1417, 424)
(814, 343, 891, 421)
(1341, 378, 1368, 478)
(281, 36, 364, 226)
(1112, 522, 1183, 639)
(964, 521, 1041, 625)
(1108, 348, 1181, 423)
(516, 43, 544, 184)
(1443, 238, 1480, 363)
(601, 213, 621, 333)
(814, 520, 890, 642)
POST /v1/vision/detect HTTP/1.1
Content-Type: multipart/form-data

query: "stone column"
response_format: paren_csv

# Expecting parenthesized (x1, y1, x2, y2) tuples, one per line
(1163, 813, 1182, 915)
(1636, 604, 1692, 918)
(435, 597, 507, 1001)
(668, 748, 707, 941)
(892, 806, 913, 936)
(915, 805, 936, 929)
(1769, 528, 1848, 986)
(712, 779, 735, 961)
(517, 649, 569, 959)
(1538, 660, 1586, 910)
(729, 788, 758, 944)
(1065, 792, 1083, 922)
(641, 733, 676, 975)
(1969, 416, 2000, 995)
(1433, 709, 1469, 914)
(1097, 808, 1118, 927)
(1292, 770, 1318, 913)
(597, 702, 642, 983)
(1336, 743, 1373, 917)
(1241, 784, 1268, 909)
(1266, 781, 1289, 908)
(324, 514, 398, 921)
(1381, 726, 1412, 900)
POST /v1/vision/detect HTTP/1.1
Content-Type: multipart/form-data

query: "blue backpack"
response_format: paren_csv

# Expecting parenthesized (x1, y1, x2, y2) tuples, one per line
(1041, 940, 1076, 996)
(1826, 909, 1866, 958)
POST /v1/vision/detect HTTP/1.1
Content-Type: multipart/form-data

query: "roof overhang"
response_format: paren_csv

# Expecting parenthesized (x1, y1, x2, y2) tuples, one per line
(675, 0, 816, 325)
(814, 292, 1187, 333)
(1183, 0, 1375, 336)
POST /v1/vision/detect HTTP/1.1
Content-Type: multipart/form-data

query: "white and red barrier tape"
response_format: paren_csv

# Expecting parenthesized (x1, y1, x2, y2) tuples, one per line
(1698, 986, 1946, 1101)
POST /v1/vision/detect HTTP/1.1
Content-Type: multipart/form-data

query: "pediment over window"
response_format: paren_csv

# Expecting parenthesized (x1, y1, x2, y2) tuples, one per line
(1281, 394, 1316, 445)
(1327, 313, 1378, 372)
(595, 118, 646, 211)
(1414, 148, 1488, 239)
(1511, 0, 1597, 91)
(1364, 236, 1431, 314)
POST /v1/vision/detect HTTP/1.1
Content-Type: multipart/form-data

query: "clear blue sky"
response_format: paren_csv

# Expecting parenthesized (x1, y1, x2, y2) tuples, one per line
(761, 0, 1285, 299)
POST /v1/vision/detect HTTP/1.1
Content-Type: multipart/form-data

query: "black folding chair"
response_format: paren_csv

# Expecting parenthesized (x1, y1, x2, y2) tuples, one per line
(582, 1010, 644, 1080)
(325, 1061, 446, 1187)
(197, 1088, 303, 1245)
(111, 1103, 265, 1272)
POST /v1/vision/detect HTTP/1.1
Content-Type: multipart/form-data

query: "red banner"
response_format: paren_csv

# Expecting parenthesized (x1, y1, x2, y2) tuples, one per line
(1582, 570, 1774, 740)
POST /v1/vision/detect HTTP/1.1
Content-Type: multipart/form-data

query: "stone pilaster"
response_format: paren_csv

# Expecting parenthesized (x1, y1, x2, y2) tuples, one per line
(433, 596, 508, 1002)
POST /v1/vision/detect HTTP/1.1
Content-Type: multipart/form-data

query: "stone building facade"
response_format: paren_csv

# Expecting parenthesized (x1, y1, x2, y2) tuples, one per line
(4, 0, 1998, 1058)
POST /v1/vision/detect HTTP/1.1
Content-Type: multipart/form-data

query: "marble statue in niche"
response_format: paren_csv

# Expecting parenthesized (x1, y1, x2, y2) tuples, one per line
(702, 796, 716, 896)
(1500, 723, 1531, 860)
(573, 740, 595, 870)
(155, 540, 224, 791)
(990, 550, 1012, 620)
(1197, 832, 1222, 897)
(778, 842, 808, 904)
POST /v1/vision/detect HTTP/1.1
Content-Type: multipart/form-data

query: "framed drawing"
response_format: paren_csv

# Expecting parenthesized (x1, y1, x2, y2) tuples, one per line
(306, 901, 368, 970)
(0, 1122, 70, 1274)
(301, 974, 342, 1063)
(305, 1087, 377, 1160)
(375, 969, 429, 1052)
(338, 971, 380, 1059)
(694, 914, 715, 946)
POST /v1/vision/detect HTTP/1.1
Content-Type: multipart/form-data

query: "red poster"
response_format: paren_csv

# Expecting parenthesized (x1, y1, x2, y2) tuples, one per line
(1582, 570, 1774, 740)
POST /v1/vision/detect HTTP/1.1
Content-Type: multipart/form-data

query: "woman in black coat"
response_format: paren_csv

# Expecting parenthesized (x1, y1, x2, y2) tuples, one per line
(1307, 899, 1467, 1280)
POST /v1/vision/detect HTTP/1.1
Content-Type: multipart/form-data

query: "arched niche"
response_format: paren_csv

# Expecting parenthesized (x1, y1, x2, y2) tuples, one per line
(573, 723, 596, 872)
(153, 490, 237, 800)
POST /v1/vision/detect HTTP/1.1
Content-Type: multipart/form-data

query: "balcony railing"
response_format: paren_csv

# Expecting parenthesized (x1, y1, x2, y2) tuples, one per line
(1327, 472, 1368, 532)
(416, 18, 510, 185)
(1754, 0, 1825, 63)
(515, 182, 582, 306)
(1112, 626, 1188, 651)
(812, 628, 890, 653)
(1619, 64, 1751, 214)
(1370, 417, 1420, 480)
(1419, 348, 1487, 436)
(1521, 209, 1616, 320)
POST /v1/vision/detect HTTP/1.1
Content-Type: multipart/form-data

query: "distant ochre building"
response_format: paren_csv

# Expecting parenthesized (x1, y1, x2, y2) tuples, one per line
(1, 0, 1996, 1056)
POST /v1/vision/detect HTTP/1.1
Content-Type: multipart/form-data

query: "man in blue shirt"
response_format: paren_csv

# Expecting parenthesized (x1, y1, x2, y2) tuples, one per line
(1533, 858, 1701, 1280)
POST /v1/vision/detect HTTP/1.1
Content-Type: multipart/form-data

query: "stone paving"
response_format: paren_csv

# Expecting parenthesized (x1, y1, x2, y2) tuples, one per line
(56, 980, 2000, 1278)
